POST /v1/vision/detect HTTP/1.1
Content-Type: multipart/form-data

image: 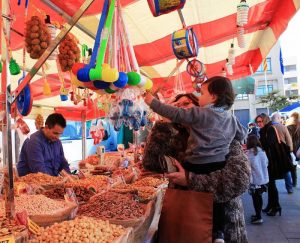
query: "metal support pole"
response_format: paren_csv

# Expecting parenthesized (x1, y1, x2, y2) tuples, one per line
(177, 9, 186, 28)
(11, 0, 95, 104)
(81, 111, 87, 160)
(2, 0, 15, 219)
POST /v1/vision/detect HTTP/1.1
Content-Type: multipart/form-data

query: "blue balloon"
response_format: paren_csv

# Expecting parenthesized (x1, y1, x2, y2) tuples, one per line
(113, 72, 128, 88)
(77, 66, 91, 82)
(93, 80, 110, 89)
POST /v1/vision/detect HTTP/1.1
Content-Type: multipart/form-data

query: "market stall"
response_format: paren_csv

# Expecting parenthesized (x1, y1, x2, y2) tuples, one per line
(1, 0, 300, 242)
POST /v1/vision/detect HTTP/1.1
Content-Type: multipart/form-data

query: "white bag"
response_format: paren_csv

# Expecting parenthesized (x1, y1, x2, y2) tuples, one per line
(291, 151, 298, 166)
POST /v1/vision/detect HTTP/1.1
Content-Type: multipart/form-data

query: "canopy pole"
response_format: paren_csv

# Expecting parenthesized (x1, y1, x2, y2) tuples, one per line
(2, 0, 15, 219)
(81, 111, 87, 160)
(11, 0, 95, 104)
(177, 9, 186, 28)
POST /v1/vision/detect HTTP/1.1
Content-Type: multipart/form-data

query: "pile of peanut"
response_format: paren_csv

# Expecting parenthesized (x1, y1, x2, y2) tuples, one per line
(18, 173, 63, 186)
(133, 176, 166, 188)
(29, 216, 125, 243)
(78, 192, 145, 220)
(112, 184, 156, 202)
(0, 195, 71, 216)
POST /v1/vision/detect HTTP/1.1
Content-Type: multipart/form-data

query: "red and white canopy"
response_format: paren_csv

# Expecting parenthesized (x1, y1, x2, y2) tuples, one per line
(1, 0, 299, 118)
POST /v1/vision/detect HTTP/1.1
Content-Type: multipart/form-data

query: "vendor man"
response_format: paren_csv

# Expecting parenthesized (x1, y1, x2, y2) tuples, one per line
(17, 113, 71, 176)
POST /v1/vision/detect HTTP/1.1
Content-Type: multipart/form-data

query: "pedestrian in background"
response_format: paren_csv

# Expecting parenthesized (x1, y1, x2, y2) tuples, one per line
(246, 135, 269, 224)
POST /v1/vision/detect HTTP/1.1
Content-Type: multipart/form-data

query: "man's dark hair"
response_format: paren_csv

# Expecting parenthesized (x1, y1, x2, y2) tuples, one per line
(45, 113, 66, 129)
(205, 76, 235, 109)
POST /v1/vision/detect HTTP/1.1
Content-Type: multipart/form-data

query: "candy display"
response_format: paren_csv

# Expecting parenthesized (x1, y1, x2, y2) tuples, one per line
(25, 16, 51, 59)
(78, 192, 145, 220)
(58, 34, 81, 72)
(29, 216, 125, 243)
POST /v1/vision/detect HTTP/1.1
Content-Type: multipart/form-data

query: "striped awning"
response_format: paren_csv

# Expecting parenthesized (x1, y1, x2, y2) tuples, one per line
(1, 0, 300, 115)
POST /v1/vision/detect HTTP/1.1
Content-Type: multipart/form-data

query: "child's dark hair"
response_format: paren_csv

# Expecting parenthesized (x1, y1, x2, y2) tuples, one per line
(205, 76, 235, 109)
(173, 93, 199, 107)
(247, 134, 262, 155)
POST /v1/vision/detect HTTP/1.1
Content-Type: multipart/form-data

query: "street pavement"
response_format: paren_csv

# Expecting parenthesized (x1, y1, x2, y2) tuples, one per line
(243, 166, 300, 243)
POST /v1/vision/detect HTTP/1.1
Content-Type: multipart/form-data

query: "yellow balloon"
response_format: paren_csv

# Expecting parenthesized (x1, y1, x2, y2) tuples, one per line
(144, 79, 153, 90)
(102, 67, 119, 82)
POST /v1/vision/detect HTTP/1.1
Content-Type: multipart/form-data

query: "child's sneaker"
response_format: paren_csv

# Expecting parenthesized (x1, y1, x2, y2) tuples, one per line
(213, 231, 224, 243)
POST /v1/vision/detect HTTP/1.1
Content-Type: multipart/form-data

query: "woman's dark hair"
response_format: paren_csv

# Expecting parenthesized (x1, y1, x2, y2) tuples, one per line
(247, 134, 262, 155)
(255, 113, 270, 126)
(173, 93, 199, 107)
(205, 76, 235, 108)
(45, 113, 66, 129)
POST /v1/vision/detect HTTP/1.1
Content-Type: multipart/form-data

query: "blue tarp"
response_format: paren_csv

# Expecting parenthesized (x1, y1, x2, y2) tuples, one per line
(279, 103, 300, 112)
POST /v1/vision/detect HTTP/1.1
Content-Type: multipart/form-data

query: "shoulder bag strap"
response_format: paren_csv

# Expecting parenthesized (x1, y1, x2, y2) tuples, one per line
(272, 125, 281, 144)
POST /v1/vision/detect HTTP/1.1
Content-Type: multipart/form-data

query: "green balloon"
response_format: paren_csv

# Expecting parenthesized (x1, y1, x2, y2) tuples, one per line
(105, 87, 116, 94)
(127, 72, 141, 86)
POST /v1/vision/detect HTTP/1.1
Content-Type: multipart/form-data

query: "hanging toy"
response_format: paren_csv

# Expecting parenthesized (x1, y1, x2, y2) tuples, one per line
(237, 0, 249, 27)
(75, 0, 109, 82)
(226, 58, 233, 75)
(35, 114, 44, 130)
(15, 117, 30, 135)
(228, 43, 235, 65)
(45, 15, 58, 60)
(17, 84, 33, 116)
(147, 0, 186, 17)
(9, 58, 21, 75)
(58, 34, 80, 72)
(186, 59, 205, 78)
(25, 16, 51, 59)
(237, 26, 246, 48)
(172, 27, 199, 59)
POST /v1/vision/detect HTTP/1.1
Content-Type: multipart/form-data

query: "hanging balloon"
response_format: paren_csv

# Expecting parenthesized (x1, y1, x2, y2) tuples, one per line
(113, 72, 128, 88)
(101, 64, 119, 83)
(72, 63, 85, 75)
(147, 0, 186, 17)
(105, 87, 116, 94)
(137, 75, 147, 87)
(93, 80, 110, 89)
(144, 79, 153, 90)
(172, 28, 199, 59)
(127, 72, 141, 86)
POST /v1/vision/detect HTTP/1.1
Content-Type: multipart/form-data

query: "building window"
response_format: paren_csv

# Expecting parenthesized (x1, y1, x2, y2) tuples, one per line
(284, 77, 297, 84)
(256, 58, 272, 73)
(285, 90, 299, 97)
(235, 94, 249, 100)
(256, 85, 273, 96)
(284, 65, 297, 72)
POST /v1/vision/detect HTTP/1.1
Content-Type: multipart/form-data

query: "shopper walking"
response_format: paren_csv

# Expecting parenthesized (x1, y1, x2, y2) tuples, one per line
(246, 135, 269, 224)
(255, 113, 292, 217)
(287, 112, 300, 187)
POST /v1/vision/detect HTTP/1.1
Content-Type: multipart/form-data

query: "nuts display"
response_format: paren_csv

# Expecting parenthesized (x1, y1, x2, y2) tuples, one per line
(0, 195, 72, 216)
(58, 34, 80, 72)
(133, 176, 166, 188)
(0, 216, 27, 238)
(112, 184, 156, 202)
(25, 16, 51, 59)
(29, 216, 125, 243)
(18, 172, 63, 186)
(78, 192, 145, 220)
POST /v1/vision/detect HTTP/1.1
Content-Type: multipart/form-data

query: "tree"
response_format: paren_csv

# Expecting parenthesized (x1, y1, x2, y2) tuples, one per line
(257, 90, 299, 111)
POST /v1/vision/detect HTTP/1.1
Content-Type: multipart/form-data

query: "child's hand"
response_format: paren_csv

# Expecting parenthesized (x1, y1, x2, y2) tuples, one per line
(144, 91, 154, 106)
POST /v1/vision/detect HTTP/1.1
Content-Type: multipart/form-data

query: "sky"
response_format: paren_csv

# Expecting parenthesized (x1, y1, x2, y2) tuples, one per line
(280, 11, 300, 58)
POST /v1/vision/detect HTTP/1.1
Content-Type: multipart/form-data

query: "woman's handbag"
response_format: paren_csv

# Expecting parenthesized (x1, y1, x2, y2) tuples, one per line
(272, 126, 294, 172)
(157, 188, 213, 243)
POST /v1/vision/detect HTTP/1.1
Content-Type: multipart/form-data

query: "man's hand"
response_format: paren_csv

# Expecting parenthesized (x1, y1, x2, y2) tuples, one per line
(166, 160, 188, 187)
(144, 91, 154, 106)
